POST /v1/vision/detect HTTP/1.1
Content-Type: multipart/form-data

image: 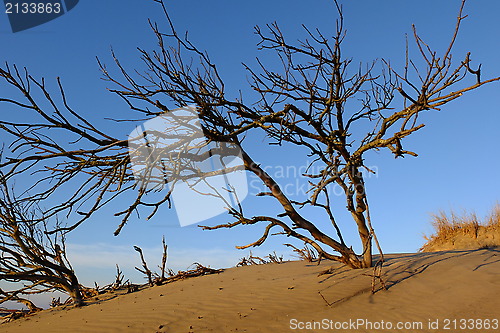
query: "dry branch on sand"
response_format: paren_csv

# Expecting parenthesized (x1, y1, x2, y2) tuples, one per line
(236, 251, 285, 266)
(0, 309, 30, 324)
(132, 240, 223, 286)
(160, 264, 224, 284)
(285, 243, 319, 263)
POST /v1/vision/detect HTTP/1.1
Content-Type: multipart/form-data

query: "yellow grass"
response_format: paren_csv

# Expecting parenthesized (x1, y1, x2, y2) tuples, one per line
(421, 203, 500, 252)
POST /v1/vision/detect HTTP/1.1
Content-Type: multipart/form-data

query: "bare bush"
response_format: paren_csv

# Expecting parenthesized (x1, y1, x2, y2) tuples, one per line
(0, 176, 84, 309)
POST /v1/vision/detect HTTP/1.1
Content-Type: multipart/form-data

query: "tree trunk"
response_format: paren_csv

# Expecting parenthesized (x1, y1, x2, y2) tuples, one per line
(348, 170, 373, 268)
(65, 275, 85, 307)
(242, 151, 366, 269)
(362, 235, 372, 268)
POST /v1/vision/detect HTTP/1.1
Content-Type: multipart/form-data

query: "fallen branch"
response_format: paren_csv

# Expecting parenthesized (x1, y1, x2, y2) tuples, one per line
(162, 263, 223, 284)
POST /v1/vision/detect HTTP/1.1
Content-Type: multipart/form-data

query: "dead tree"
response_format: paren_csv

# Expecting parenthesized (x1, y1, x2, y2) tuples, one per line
(0, 176, 85, 308)
(0, 0, 498, 268)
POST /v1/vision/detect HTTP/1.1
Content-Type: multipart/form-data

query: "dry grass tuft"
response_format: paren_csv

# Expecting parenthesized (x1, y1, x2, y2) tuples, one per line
(421, 203, 500, 252)
(486, 203, 500, 228)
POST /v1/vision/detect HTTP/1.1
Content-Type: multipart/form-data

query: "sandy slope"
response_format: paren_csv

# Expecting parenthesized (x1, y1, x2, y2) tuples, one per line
(2, 248, 499, 333)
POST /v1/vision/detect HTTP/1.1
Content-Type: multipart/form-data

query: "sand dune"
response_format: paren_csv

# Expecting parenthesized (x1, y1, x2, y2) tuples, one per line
(2, 248, 499, 333)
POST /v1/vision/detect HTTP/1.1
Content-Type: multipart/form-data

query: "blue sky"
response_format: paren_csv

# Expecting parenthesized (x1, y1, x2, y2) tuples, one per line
(1, 1, 500, 307)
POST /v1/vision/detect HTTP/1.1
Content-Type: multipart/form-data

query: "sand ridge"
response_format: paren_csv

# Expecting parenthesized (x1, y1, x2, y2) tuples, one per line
(2, 248, 499, 332)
